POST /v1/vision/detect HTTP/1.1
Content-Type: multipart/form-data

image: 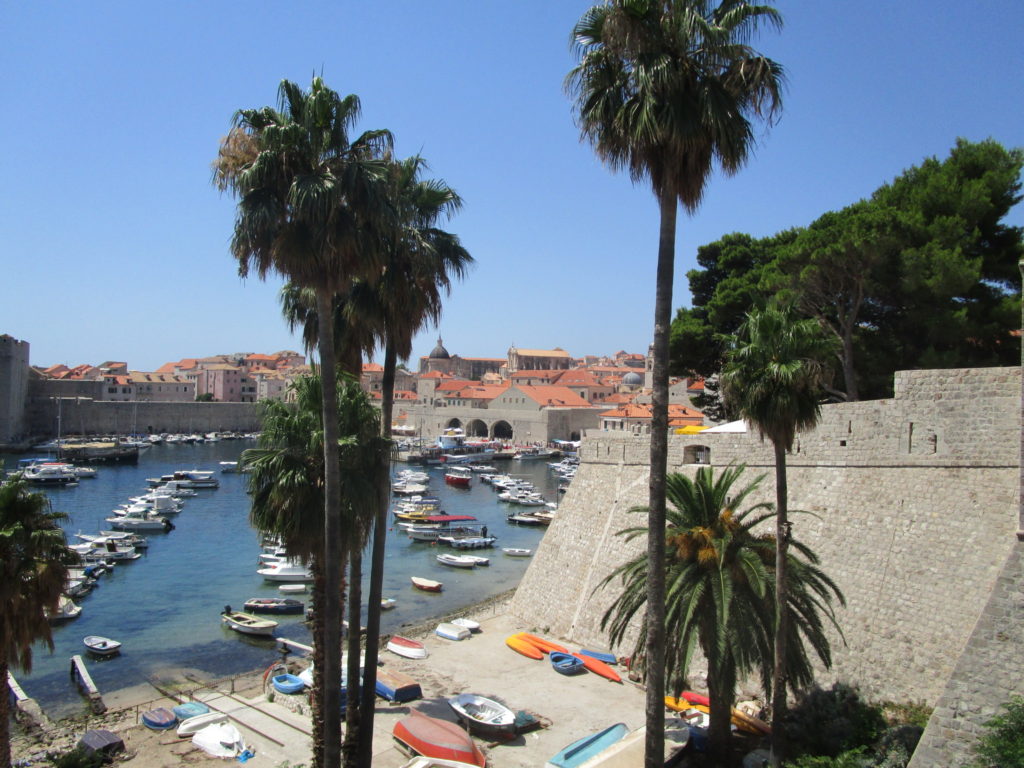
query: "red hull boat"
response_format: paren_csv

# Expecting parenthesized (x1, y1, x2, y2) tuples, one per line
(392, 709, 486, 767)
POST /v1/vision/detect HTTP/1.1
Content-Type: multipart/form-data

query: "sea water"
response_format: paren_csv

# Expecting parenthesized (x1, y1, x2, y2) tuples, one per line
(1, 441, 558, 718)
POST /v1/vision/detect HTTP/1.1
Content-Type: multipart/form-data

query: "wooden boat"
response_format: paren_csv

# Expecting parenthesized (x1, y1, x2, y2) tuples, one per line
(176, 711, 228, 738)
(172, 701, 209, 721)
(83, 635, 121, 657)
(376, 668, 423, 703)
(545, 723, 629, 768)
(221, 609, 278, 637)
(451, 617, 480, 632)
(437, 553, 478, 569)
(244, 597, 304, 614)
(506, 634, 543, 660)
(574, 718, 690, 767)
(502, 547, 532, 557)
(411, 576, 443, 592)
(388, 635, 429, 659)
(578, 649, 617, 665)
(550, 651, 586, 675)
(436, 622, 471, 641)
(447, 693, 517, 738)
(569, 652, 622, 683)
(517, 632, 568, 655)
(141, 707, 177, 730)
(393, 709, 486, 767)
(271, 673, 306, 695)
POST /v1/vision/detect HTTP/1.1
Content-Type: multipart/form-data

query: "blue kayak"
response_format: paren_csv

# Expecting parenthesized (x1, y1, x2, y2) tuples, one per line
(545, 723, 629, 768)
(579, 649, 617, 665)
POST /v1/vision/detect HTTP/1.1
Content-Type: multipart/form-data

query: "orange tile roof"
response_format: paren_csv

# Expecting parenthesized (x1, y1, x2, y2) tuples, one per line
(514, 385, 593, 408)
(688, 378, 706, 391)
(604, 392, 637, 404)
(394, 390, 418, 400)
(510, 370, 563, 381)
(435, 379, 470, 391)
(555, 370, 603, 387)
(418, 371, 454, 380)
(444, 385, 509, 401)
(600, 403, 704, 423)
(246, 353, 277, 361)
(362, 362, 384, 373)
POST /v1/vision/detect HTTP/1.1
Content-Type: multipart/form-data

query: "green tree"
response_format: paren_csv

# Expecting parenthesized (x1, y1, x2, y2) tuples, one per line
(600, 466, 844, 763)
(720, 306, 837, 764)
(357, 154, 472, 765)
(243, 375, 387, 768)
(568, 2, 784, 762)
(214, 76, 392, 768)
(969, 696, 1024, 768)
(0, 477, 78, 768)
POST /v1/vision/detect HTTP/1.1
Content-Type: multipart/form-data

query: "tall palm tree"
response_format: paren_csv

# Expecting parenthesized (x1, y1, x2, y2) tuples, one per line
(600, 466, 844, 763)
(357, 155, 472, 764)
(244, 374, 387, 768)
(213, 76, 393, 768)
(720, 306, 836, 764)
(568, 2, 784, 763)
(0, 477, 78, 768)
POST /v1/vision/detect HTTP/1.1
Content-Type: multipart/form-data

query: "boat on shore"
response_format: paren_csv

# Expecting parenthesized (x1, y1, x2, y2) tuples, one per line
(392, 709, 485, 767)
(387, 635, 428, 659)
(545, 722, 629, 768)
(447, 693, 516, 739)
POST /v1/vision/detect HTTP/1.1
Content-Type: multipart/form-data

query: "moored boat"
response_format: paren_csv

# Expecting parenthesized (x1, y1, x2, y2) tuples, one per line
(443, 466, 473, 488)
(446, 693, 517, 739)
(243, 597, 304, 614)
(411, 576, 443, 592)
(221, 608, 278, 637)
(258, 562, 314, 582)
(392, 709, 485, 767)
(83, 635, 121, 657)
(502, 547, 533, 557)
(436, 553, 478, 569)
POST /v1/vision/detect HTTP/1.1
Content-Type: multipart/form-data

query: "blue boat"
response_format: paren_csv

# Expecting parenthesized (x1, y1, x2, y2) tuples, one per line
(578, 649, 617, 665)
(141, 707, 177, 731)
(172, 701, 209, 720)
(545, 723, 629, 768)
(375, 668, 422, 703)
(549, 652, 586, 675)
(271, 673, 305, 695)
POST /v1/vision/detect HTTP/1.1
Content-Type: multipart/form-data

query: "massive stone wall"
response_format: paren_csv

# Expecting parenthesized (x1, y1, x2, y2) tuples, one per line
(511, 367, 1021, 713)
(24, 398, 260, 438)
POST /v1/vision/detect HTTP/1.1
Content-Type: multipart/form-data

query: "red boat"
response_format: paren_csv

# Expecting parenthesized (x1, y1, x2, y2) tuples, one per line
(392, 709, 486, 767)
(444, 467, 472, 488)
(411, 576, 443, 592)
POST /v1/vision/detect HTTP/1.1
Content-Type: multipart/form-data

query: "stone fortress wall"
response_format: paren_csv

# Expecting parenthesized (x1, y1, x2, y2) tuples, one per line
(511, 367, 1022, 764)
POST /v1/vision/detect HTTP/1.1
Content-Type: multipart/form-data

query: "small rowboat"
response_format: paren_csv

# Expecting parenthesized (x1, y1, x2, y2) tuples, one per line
(221, 609, 278, 636)
(388, 635, 429, 659)
(141, 707, 177, 730)
(436, 622, 471, 641)
(393, 709, 485, 767)
(570, 652, 621, 683)
(83, 635, 121, 657)
(436, 553, 477, 569)
(244, 597, 304, 614)
(176, 711, 228, 738)
(411, 576, 443, 592)
(172, 701, 209, 721)
(518, 632, 568, 655)
(506, 634, 543, 660)
(502, 547, 533, 557)
(278, 583, 306, 594)
(376, 668, 422, 703)
(451, 617, 480, 632)
(271, 673, 306, 695)
(447, 693, 517, 739)
(549, 651, 586, 675)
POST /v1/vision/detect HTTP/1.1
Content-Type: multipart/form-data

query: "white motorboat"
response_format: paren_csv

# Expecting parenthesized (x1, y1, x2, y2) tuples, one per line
(437, 553, 478, 569)
(258, 563, 313, 582)
(219, 461, 238, 473)
(83, 635, 121, 656)
(221, 609, 277, 636)
(392, 481, 429, 496)
(73, 466, 98, 478)
(105, 511, 172, 532)
(381, 597, 397, 610)
(24, 463, 79, 485)
(47, 596, 82, 622)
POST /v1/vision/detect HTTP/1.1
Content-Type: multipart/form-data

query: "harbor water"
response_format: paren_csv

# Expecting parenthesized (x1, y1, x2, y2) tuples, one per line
(2, 441, 560, 719)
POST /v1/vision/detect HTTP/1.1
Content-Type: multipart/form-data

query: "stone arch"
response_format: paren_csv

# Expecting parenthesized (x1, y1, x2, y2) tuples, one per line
(569, 431, 581, 441)
(466, 419, 489, 438)
(683, 444, 711, 464)
(445, 418, 462, 430)
(491, 420, 513, 440)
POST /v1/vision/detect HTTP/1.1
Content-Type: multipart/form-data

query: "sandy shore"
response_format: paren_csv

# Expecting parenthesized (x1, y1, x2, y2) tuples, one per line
(12, 595, 657, 767)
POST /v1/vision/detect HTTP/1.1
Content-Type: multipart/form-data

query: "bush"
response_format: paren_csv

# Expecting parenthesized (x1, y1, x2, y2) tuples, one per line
(785, 683, 887, 759)
(970, 696, 1024, 768)
(50, 748, 107, 768)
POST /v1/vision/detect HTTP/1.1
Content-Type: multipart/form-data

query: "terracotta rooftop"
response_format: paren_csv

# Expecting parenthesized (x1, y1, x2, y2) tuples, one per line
(512, 385, 593, 408)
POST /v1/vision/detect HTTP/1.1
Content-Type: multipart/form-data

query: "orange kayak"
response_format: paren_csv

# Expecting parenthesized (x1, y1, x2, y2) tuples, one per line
(506, 635, 543, 660)
(517, 632, 568, 655)
(664, 691, 710, 708)
(570, 652, 622, 683)
(664, 700, 771, 735)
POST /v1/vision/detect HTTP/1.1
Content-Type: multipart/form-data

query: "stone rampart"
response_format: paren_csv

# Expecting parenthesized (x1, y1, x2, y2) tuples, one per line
(511, 367, 1021, 712)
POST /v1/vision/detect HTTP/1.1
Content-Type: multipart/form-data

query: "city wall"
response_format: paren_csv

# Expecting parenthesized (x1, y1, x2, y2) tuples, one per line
(511, 367, 1022, 763)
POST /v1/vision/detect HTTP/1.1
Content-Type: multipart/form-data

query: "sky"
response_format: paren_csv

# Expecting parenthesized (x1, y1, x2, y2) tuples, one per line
(3, 1, 1023, 372)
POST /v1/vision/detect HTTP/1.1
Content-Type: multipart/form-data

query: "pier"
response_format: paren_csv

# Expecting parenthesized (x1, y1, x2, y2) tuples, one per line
(69, 655, 106, 713)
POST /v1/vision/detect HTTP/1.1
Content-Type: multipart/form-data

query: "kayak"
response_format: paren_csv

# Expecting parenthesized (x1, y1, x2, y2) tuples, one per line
(570, 652, 621, 683)
(506, 634, 543, 660)
(517, 632, 568, 655)
(664, 700, 770, 735)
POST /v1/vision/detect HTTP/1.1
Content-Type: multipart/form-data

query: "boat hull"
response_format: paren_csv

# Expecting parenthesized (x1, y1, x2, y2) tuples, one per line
(387, 635, 428, 659)
(376, 669, 423, 703)
(546, 723, 629, 768)
(411, 577, 443, 592)
(393, 710, 485, 767)
(447, 693, 517, 738)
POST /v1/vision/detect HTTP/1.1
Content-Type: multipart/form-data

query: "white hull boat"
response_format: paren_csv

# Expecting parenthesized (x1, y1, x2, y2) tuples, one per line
(258, 563, 313, 582)
(83, 635, 121, 656)
(435, 622, 471, 641)
(221, 610, 278, 636)
(437, 553, 478, 569)
(177, 712, 229, 738)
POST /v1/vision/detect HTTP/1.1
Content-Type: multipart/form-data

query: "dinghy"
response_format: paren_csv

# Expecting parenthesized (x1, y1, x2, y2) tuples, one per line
(176, 712, 227, 738)
(436, 553, 478, 569)
(272, 673, 306, 694)
(502, 547, 532, 557)
(387, 635, 429, 659)
(446, 693, 517, 739)
(550, 652, 586, 675)
(279, 583, 306, 594)
(141, 707, 177, 730)
(411, 576, 443, 592)
(545, 723, 628, 768)
(221, 608, 278, 636)
(451, 617, 480, 632)
(244, 597, 304, 614)
(392, 709, 486, 767)
(381, 597, 397, 610)
(83, 636, 121, 657)
(376, 668, 422, 703)
(436, 622, 471, 641)
(172, 701, 209, 721)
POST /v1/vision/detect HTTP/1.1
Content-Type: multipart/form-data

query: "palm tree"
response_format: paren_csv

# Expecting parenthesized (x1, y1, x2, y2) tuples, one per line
(244, 374, 387, 768)
(568, 2, 784, 763)
(356, 155, 472, 764)
(213, 75, 393, 768)
(0, 477, 78, 768)
(720, 305, 836, 764)
(600, 466, 844, 763)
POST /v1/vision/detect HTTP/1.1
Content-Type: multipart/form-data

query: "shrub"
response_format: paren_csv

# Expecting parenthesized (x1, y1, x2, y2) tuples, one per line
(785, 683, 887, 759)
(50, 748, 106, 768)
(970, 696, 1024, 768)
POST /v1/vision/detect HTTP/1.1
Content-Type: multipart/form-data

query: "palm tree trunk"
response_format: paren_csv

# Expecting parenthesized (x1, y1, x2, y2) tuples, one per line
(316, 288, 344, 768)
(310, 562, 326, 768)
(770, 440, 790, 767)
(342, 549, 362, 765)
(357, 341, 396, 766)
(707, 657, 736, 761)
(1, 655, 11, 768)
(644, 188, 677, 768)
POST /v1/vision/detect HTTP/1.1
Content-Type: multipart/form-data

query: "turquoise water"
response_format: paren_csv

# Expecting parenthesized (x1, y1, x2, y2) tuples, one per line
(2, 442, 557, 718)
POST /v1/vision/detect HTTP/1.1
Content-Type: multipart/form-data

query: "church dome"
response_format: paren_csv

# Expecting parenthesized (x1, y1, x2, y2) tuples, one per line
(429, 337, 450, 360)
(622, 371, 643, 387)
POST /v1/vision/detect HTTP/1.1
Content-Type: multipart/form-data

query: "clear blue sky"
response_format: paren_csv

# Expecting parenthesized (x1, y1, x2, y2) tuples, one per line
(4, 1, 1022, 371)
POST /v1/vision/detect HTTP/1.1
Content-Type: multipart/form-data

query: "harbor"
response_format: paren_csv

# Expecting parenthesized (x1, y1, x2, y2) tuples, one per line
(2, 439, 561, 721)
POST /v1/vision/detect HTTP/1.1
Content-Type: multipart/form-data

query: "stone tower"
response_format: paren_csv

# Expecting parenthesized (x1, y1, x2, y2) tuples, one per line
(0, 334, 30, 445)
